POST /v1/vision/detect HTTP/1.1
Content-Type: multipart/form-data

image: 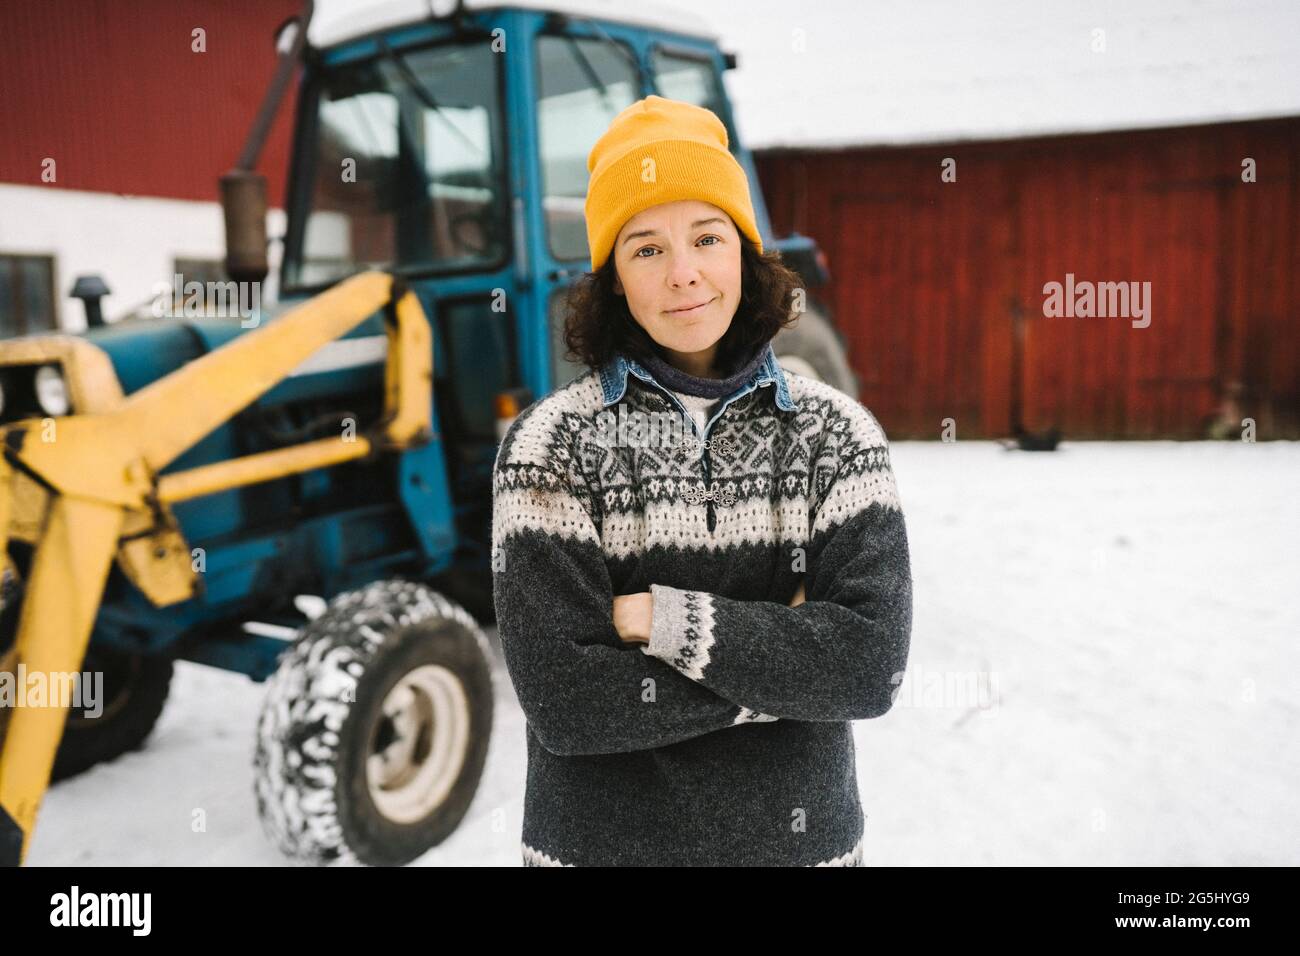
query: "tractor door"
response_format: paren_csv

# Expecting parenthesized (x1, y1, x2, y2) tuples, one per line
(280, 15, 520, 540)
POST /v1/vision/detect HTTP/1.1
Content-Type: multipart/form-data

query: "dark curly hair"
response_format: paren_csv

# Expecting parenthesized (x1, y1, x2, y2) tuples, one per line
(560, 234, 804, 375)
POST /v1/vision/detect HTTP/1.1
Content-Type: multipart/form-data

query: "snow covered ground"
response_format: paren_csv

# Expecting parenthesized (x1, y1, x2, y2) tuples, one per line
(25, 440, 1300, 866)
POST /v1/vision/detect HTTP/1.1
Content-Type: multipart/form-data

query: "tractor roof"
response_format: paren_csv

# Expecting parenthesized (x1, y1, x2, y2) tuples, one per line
(309, 0, 720, 49)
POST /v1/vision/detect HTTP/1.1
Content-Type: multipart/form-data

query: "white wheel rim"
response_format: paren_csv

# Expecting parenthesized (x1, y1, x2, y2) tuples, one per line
(365, 663, 471, 825)
(775, 354, 822, 382)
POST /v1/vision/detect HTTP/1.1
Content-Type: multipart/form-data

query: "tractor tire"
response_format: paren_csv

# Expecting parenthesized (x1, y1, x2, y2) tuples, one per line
(1, 549, 173, 784)
(49, 647, 174, 783)
(771, 300, 861, 398)
(253, 579, 494, 866)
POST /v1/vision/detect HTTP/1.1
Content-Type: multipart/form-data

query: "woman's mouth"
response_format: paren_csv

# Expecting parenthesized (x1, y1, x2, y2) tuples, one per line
(666, 296, 716, 316)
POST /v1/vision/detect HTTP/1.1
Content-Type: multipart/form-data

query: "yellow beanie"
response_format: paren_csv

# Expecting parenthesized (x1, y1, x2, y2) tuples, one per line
(584, 94, 763, 272)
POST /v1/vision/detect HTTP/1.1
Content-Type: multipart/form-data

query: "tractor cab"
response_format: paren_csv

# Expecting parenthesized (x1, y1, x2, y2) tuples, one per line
(274, 2, 798, 536)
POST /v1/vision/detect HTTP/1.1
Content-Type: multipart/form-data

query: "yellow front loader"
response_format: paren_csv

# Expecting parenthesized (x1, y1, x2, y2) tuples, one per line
(0, 272, 494, 865)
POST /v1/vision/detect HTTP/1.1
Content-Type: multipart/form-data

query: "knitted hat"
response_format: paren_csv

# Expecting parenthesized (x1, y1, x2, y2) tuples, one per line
(584, 94, 763, 272)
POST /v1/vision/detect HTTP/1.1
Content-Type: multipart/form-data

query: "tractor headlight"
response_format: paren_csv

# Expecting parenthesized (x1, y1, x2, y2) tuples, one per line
(34, 364, 70, 417)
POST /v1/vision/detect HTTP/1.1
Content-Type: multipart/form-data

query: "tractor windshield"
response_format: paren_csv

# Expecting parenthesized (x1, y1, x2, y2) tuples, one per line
(282, 37, 507, 291)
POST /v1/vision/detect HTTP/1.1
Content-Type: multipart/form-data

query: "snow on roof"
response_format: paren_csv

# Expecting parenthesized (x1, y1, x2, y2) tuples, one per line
(306, 0, 1300, 148)
(709, 0, 1300, 148)
(307, 0, 718, 49)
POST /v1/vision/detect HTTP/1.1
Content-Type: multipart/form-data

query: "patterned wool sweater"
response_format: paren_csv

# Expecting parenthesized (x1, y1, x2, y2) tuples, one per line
(491, 340, 913, 867)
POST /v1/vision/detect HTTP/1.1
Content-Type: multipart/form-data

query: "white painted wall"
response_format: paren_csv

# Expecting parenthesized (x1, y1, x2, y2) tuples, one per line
(0, 184, 285, 332)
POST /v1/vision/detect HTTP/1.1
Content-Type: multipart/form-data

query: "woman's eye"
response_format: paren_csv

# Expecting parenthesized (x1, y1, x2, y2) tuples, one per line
(634, 237, 717, 257)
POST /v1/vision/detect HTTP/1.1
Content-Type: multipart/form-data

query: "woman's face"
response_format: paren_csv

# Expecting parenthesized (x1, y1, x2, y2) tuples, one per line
(612, 199, 743, 374)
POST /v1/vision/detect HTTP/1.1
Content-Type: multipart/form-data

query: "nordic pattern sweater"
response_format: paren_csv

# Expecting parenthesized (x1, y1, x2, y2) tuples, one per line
(491, 341, 913, 866)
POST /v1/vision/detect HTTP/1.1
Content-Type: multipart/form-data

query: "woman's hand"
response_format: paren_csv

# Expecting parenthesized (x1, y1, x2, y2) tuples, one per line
(613, 593, 653, 645)
(615, 582, 804, 646)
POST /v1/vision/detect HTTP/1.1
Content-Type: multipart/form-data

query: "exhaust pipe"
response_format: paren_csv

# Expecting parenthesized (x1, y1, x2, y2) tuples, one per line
(220, 1, 315, 285)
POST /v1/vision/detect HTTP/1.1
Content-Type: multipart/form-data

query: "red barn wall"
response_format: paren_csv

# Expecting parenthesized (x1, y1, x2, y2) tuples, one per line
(0, 0, 301, 206)
(757, 117, 1300, 439)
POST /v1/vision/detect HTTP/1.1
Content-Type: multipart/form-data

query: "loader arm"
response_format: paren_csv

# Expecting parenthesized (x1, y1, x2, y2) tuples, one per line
(0, 271, 433, 865)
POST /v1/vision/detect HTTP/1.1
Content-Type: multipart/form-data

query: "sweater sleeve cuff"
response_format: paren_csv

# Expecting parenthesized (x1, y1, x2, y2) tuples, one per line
(642, 585, 779, 723)
(641, 583, 718, 682)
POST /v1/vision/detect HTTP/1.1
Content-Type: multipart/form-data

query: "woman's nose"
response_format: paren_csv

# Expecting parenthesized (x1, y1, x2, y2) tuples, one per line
(666, 251, 704, 287)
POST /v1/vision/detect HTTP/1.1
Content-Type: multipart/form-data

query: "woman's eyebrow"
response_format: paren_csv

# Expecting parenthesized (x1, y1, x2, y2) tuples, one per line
(621, 218, 727, 246)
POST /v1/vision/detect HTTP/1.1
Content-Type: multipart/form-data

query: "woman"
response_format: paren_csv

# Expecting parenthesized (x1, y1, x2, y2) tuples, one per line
(492, 95, 913, 866)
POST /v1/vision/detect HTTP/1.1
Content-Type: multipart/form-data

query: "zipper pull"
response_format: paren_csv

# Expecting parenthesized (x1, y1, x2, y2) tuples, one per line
(703, 445, 716, 532)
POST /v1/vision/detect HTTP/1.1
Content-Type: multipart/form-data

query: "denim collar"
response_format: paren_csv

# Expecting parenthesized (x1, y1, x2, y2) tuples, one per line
(598, 341, 801, 412)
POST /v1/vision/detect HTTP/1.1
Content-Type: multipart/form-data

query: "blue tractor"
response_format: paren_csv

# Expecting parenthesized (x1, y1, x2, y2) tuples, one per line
(0, 0, 850, 866)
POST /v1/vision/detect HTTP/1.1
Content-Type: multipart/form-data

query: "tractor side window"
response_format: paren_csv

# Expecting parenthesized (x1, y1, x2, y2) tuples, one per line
(535, 34, 641, 262)
(651, 49, 729, 138)
(286, 39, 508, 290)
(298, 88, 399, 285)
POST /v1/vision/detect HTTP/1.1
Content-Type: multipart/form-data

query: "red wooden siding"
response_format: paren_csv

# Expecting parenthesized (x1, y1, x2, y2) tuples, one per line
(757, 117, 1300, 439)
(0, 0, 300, 205)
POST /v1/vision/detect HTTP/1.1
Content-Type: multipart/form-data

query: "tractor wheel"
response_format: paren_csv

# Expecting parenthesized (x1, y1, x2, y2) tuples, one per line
(772, 300, 861, 398)
(253, 579, 494, 866)
(0, 548, 173, 784)
(49, 646, 174, 783)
